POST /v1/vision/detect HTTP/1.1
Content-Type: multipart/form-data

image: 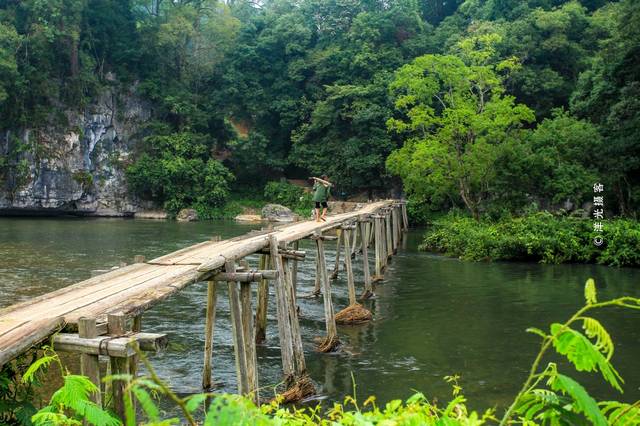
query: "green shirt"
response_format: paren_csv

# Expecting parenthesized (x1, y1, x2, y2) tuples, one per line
(312, 182, 331, 202)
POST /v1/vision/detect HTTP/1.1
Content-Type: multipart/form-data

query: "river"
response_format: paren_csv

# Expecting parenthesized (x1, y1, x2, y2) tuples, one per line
(1, 217, 639, 413)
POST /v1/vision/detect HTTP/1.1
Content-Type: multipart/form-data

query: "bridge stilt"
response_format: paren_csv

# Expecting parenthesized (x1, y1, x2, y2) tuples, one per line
(255, 254, 269, 345)
(108, 313, 134, 423)
(226, 260, 251, 398)
(240, 280, 258, 402)
(373, 215, 383, 281)
(78, 317, 101, 407)
(330, 229, 342, 280)
(270, 236, 315, 402)
(359, 219, 373, 299)
(202, 281, 217, 389)
(313, 232, 339, 352)
(335, 225, 372, 325)
(385, 210, 393, 261)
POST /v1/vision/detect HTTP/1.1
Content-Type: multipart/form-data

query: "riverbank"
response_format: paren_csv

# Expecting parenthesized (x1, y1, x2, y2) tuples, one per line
(420, 212, 640, 267)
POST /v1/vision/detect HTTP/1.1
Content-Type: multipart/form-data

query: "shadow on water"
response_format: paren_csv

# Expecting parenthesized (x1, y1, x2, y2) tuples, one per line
(1, 218, 639, 415)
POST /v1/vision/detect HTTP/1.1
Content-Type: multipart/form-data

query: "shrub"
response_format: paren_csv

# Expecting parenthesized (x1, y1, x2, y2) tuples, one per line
(126, 132, 234, 217)
(263, 181, 313, 213)
(421, 213, 640, 266)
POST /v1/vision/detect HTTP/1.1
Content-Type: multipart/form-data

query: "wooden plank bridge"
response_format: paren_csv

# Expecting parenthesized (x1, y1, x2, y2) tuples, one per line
(0, 199, 408, 417)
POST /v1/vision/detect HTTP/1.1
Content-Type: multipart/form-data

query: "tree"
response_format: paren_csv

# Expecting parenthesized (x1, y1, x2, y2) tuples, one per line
(386, 34, 535, 219)
(570, 0, 640, 216)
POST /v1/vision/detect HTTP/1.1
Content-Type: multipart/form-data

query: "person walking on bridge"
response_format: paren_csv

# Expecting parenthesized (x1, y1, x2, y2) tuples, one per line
(312, 175, 332, 222)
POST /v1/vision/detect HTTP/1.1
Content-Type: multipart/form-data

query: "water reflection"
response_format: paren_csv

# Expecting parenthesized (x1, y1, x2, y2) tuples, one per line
(1, 218, 639, 414)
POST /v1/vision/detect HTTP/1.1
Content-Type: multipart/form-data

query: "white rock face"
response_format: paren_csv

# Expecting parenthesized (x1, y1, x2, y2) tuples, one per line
(0, 86, 151, 216)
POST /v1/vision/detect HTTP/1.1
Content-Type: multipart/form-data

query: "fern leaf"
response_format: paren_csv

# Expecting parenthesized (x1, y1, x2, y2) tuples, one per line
(585, 279, 597, 304)
(22, 355, 56, 384)
(185, 394, 208, 413)
(600, 400, 640, 425)
(551, 325, 623, 392)
(549, 374, 607, 426)
(582, 317, 614, 360)
(526, 327, 547, 338)
(132, 386, 160, 421)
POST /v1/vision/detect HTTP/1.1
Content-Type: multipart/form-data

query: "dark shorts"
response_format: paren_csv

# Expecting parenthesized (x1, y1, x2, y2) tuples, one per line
(315, 201, 328, 209)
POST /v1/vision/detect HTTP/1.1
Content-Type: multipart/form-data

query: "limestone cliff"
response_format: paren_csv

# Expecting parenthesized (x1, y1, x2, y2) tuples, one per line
(0, 86, 152, 216)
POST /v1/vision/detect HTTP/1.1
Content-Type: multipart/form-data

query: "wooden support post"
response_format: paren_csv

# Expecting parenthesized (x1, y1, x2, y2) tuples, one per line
(374, 216, 383, 280)
(330, 229, 342, 280)
(350, 223, 358, 259)
(78, 318, 101, 407)
(255, 254, 269, 345)
(401, 202, 409, 232)
(270, 236, 315, 401)
(240, 280, 258, 402)
(313, 244, 322, 296)
(359, 221, 373, 299)
(385, 211, 393, 260)
(202, 281, 217, 389)
(392, 207, 399, 254)
(269, 236, 295, 381)
(108, 313, 133, 422)
(226, 260, 249, 396)
(380, 215, 388, 268)
(342, 229, 356, 305)
(291, 240, 299, 299)
(133, 255, 145, 263)
(130, 314, 142, 378)
(314, 232, 339, 352)
(283, 256, 306, 376)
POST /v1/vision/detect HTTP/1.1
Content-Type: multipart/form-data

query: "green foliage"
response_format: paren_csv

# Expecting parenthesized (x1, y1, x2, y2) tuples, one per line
(571, 0, 640, 216)
(504, 280, 640, 425)
(0, 352, 41, 425)
(421, 213, 640, 266)
(263, 181, 312, 212)
(126, 131, 234, 217)
(386, 33, 535, 220)
(72, 170, 93, 190)
(492, 110, 603, 211)
(18, 280, 640, 426)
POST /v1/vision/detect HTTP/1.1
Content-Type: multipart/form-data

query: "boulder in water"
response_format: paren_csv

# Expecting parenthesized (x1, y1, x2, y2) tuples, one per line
(261, 203, 296, 222)
(176, 208, 198, 222)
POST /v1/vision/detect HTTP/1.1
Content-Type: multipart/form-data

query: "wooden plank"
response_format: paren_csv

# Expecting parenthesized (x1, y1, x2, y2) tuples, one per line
(0, 317, 65, 367)
(53, 332, 167, 356)
(0, 263, 149, 317)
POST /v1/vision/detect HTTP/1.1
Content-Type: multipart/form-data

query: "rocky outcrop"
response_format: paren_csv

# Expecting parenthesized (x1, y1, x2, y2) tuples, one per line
(0, 85, 151, 216)
(235, 214, 262, 222)
(261, 203, 296, 222)
(176, 208, 198, 222)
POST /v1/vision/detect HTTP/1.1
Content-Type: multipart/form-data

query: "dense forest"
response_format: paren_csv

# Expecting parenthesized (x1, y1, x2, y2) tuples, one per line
(0, 0, 638, 222)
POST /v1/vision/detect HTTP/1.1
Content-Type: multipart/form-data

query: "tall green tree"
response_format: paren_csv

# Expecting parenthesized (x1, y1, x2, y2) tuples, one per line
(386, 34, 535, 219)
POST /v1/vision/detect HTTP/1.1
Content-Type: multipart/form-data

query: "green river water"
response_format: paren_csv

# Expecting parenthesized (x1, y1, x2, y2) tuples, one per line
(1, 217, 639, 413)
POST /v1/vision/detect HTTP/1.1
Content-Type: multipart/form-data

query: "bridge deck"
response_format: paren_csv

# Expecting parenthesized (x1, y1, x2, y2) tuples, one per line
(0, 201, 392, 366)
